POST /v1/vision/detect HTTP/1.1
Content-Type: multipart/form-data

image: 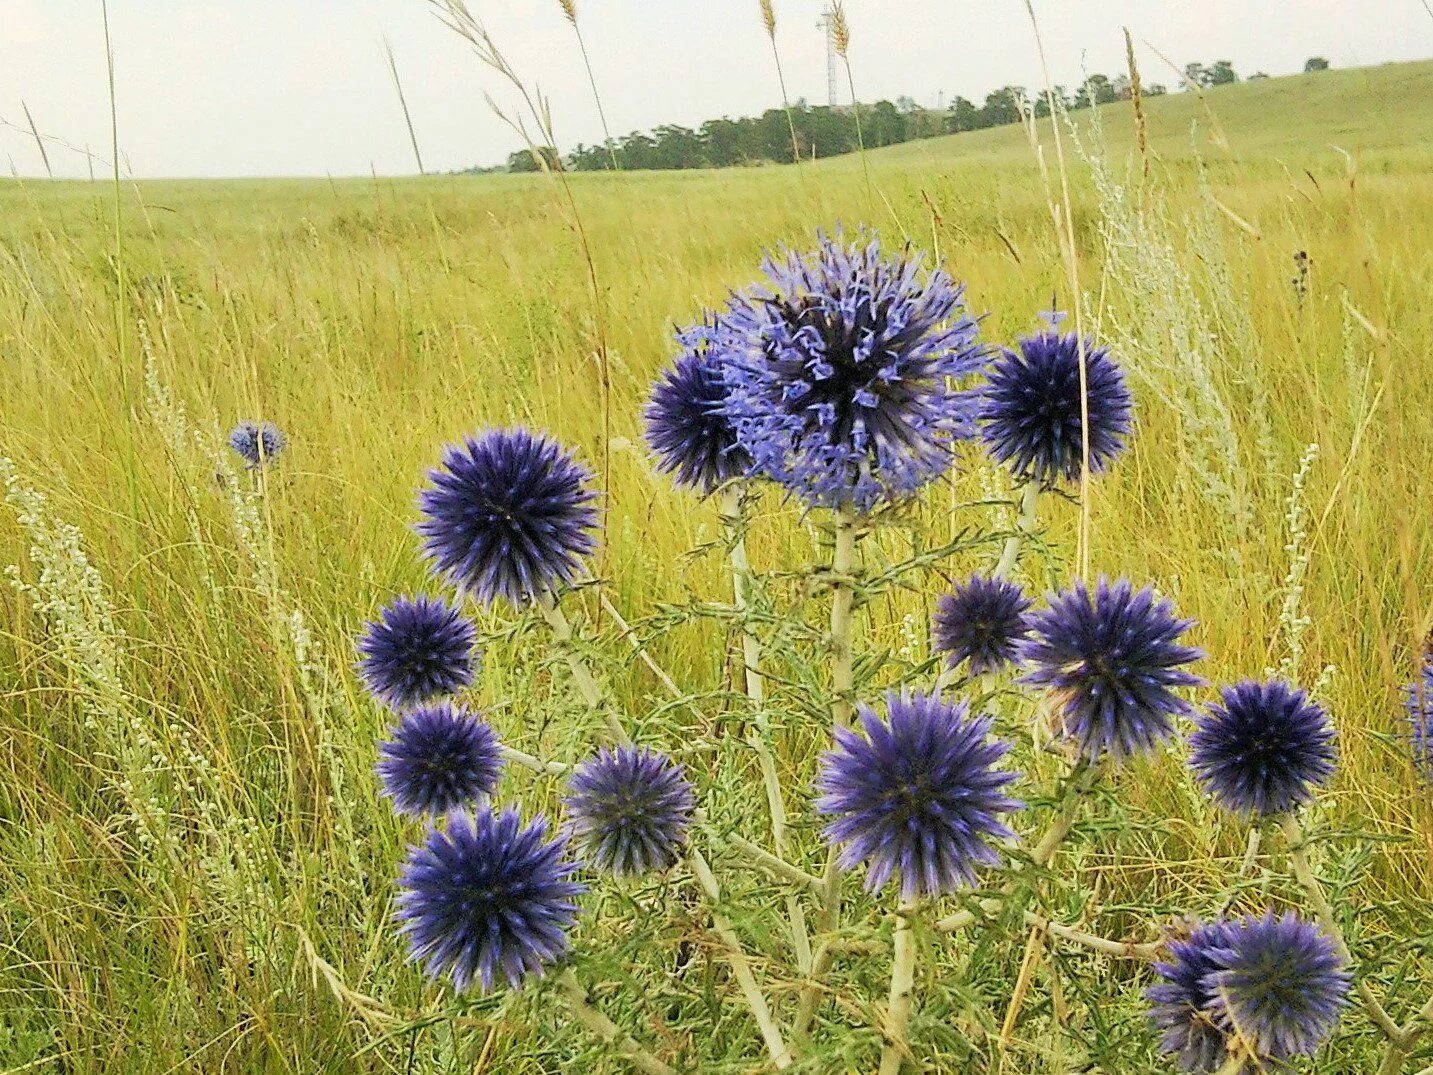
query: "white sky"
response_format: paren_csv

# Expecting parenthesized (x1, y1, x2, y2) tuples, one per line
(2, 0, 1429, 179)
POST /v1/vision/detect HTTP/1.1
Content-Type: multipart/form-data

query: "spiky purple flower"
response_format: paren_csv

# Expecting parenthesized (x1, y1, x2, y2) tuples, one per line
(1405, 660, 1433, 782)
(643, 318, 752, 495)
(376, 704, 504, 817)
(980, 329, 1132, 486)
(228, 420, 286, 468)
(356, 595, 479, 711)
(1147, 919, 1242, 1073)
(712, 231, 988, 512)
(397, 808, 583, 992)
(815, 691, 1021, 900)
(417, 428, 599, 607)
(1019, 578, 1203, 764)
(564, 746, 695, 875)
(1190, 680, 1337, 818)
(1204, 913, 1349, 1064)
(933, 574, 1033, 675)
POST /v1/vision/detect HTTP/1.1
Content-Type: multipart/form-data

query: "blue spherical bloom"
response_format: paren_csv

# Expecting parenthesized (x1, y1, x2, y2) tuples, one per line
(564, 746, 696, 875)
(398, 808, 584, 992)
(376, 704, 504, 817)
(1405, 660, 1433, 781)
(1189, 680, 1337, 818)
(643, 318, 752, 495)
(712, 231, 988, 512)
(417, 428, 599, 607)
(980, 329, 1133, 486)
(815, 690, 1021, 900)
(228, 420, 286, 468)
(1204, 912, 1350, 1064)
(356, 595, 479, 710)
(933, 574, 1033, 675)
(1147, 919, 1242, 1073)
(1019, 578, 1203, 764)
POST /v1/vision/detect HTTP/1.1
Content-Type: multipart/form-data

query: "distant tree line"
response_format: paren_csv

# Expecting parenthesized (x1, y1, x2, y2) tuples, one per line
(489, 57, 1325, 174)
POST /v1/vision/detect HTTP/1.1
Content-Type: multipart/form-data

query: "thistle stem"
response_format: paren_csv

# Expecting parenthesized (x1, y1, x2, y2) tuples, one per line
(537, 595, 629, 744)
(1280, 813, 1403, 1044)
(1381, 993, 1433, 1075)
(994, 482, 1040, 580)
(878, 898, 919, 1075)
(794, 507, 862, 1040)
(687, 847, 794, 1069)
(557, 968, 676, 1075)
(720, 486, 813, 974)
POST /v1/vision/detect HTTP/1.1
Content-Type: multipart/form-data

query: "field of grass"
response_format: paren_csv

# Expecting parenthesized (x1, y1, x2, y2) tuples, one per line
(2, 57, 1432, 1072)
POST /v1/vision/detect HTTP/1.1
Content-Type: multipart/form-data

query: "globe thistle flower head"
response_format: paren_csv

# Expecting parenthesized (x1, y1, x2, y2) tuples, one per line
(398, 808, 583, 993)
(932, 574, 1033, 675)
(713, 231, 988, 512)
(417, 428, 599, 607)
(376, 704, 504, 817)
(979, 329, 1133, 486)
(1204, 912, 1349, 1064)
(356, 595, 479, 710)
(564, 746, 695, 875)
(815, 690, 1021, 900)
(1147, 919, 1242, 1073)
(1019, 578, 1203, 764)
(643, 317, 752, 495)
(228, 420, 286, 468)
(1405, 659, 1433, 782)
(1190, 679, 1337, 818)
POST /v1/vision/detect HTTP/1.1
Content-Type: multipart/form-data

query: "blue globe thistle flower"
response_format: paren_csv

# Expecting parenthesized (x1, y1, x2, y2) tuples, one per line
(1405, 659, 1433, 781)
(815, 690, 1021, 900)
(712, 231, 988, 512)
(1204, 912, 1350, 1064)
(564, 746, 696, 875)
(933, 574, 1033, 675)
(979, 329, 1133, 486)
(398, 808, 584, 993)
(643, 318, 752, 495)
(1147, 919, 1242, 1073)
(356, 595, 479, 711)
(228, 420, 286, 468)
(1189, 680, 1337, 818)
(1019, 578, 1203, 764)
(417, 428, 599, 607)
(376, 704, 504, 817)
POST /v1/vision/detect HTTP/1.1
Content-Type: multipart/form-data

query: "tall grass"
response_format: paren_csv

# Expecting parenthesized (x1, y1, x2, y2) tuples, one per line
(1, 59, 1431, 1071)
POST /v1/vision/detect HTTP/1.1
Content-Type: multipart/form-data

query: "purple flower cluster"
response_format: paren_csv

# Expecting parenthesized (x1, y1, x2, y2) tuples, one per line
(1148, 913, 1349, 1071)
(356, 594, 478, 711)
(1189, 680, 1336, 818)
(1019, 578, 1203, 764)
(933, 574, 1033, 675)
(710, 232, 988, 512)
(1406, 659, 1433, 782)
(376, 704, 504, 817)
(816, 691, 1021, 899)
(564, 746, 695, 875)
(228, 419, 286, 468)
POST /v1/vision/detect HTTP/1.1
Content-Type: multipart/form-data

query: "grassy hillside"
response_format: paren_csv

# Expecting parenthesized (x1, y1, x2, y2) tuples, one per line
(1, 55, 1431, 1073)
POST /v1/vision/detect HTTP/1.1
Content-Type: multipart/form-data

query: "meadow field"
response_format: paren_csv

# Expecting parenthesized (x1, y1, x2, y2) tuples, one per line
(2, 56, 1432, 1072)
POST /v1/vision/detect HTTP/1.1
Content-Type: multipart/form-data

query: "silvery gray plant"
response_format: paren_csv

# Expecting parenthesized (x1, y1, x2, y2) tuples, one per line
(352, 233, 1433, 1073)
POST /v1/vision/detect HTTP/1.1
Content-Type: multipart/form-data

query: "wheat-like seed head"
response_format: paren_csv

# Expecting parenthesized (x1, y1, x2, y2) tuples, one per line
(831, 3, 850, 58)
(759, 0, 777, 39)
(558, 0, 577, 25)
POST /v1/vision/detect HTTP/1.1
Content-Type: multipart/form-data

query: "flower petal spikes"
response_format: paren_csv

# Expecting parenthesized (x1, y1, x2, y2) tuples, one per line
(228, 420, 286, 468)
(815, 690, 1021, 900)
(356, 594, 479, 711)
(417, 428, 599, 607)
(1019, 578, 1203, 764)
(564, 746, 695, 875)
(713, 231, 988, 512)
(376, 704, 504, 817)
(933, 574, 1033, 675)
(397, 808, 583, 993)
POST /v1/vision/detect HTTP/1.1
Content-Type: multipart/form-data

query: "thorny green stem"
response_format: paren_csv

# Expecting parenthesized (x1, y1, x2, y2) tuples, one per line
(537, 595, 628, 744)
(1280, 814, 1406, 1047)
(995, 482, 1041, 580)
(795, 507, 862, 1041)
(557, 968, 676, 1075)
(720, 486, 813, 974)
(878, 898, 919, 1075)
(688, 847, 794, 1069)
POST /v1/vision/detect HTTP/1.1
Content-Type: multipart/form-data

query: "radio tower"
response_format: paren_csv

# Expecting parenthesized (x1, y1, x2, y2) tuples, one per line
(817, 7, 840, 107)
